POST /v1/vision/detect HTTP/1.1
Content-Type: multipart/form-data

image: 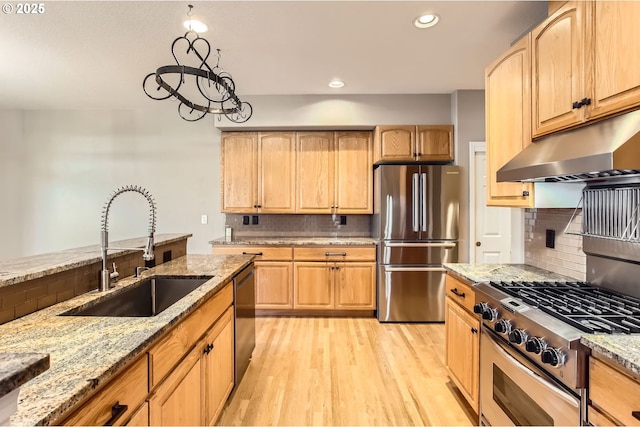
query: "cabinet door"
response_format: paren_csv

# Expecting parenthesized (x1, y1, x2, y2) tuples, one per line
(255, 261, 293, 309)
(221, 133, 259, 213)
(587, 2, 640, 120)
(445, 298, 479, 413)
(202, 308, 235, 426)
(296, 132, 334, 213)
(416, 125, 454, 162)
(374, 125, 415, 162)
(149, 345, 202, 426)
(125, 402, 149, 426)
(485, 35, 534, 207)
(259, 132, 296, 213)
(334, 131, 373, 214)
(334, 262, 376, 309)
(293, 262, 333, 309)
(531, 2, 586, 137)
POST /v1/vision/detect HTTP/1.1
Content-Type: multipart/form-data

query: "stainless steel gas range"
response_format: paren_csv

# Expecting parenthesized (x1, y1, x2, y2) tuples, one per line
(475, 280, 640, 426)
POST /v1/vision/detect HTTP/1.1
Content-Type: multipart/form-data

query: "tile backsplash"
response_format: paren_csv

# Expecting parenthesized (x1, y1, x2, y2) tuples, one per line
(225, 214, 371, 238)
(525, 208, 586, 281)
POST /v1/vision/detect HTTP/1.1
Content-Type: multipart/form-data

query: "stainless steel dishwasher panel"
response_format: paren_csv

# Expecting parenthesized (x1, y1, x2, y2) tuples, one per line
(234, 264, 255, 385)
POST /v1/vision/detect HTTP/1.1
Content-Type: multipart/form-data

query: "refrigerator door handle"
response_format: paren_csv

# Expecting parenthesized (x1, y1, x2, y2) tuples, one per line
(412, 173, 419, 232)
(421, 172, 427, 232)
(383, 266, 447, 273)
(384, 242, 457, 248)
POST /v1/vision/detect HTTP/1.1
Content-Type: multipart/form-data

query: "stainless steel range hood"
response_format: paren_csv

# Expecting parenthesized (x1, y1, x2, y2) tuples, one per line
(497, 109, 640, 182)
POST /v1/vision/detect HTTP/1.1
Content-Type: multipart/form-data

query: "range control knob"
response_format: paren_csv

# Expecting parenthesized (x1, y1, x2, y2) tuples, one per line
(482, 307, 499, 322)
(508, 329, 529, 345)
(494, 319, 512, 335)
(473, 302, 488, 315)
(541, 348, 565, 367)
(525, 337, 547, 354)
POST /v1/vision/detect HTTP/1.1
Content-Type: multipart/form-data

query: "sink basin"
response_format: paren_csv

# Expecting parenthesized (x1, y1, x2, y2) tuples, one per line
(61, 276, 213, 317)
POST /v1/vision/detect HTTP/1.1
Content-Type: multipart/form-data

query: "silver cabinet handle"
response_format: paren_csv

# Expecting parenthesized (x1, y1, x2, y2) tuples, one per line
(325, 252, 347, 256)
(383, 266, 446, 272)
(384, 242, 456, 248)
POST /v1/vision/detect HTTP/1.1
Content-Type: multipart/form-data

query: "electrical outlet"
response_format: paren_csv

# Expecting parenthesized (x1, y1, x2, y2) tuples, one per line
(545, 229, 556, 249)
(340, 215, 347, 225)
(243, 216, 250, 225)
(252, 215, 259, 225)
(201, 214, 208, 224)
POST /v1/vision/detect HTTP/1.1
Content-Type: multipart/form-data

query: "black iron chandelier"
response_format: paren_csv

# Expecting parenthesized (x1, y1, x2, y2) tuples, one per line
(143, 5, 252, 123)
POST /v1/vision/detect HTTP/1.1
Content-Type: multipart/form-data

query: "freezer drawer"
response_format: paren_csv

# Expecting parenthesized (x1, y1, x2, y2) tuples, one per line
(379, 241, 457, 265)
(377, 265, 446, 322)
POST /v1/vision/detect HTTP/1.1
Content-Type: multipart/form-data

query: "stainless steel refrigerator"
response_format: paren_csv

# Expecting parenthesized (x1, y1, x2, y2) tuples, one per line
(372, 165, 460, 322)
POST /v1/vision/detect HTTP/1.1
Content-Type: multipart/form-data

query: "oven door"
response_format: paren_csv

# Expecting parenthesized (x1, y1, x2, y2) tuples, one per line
(480, 328, 580, 426)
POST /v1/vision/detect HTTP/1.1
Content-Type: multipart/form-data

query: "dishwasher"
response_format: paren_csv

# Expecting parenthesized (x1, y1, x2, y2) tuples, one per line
(233, 264, 255, 385)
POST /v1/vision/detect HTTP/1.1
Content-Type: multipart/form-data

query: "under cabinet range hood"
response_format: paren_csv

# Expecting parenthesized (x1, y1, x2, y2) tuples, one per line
(497, 109, 640, 183)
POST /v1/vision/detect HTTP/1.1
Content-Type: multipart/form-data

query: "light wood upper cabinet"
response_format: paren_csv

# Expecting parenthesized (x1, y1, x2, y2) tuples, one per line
(221, 132, 258, 213)
(532, 1, 640, 137)
(485, 34, 534, 207)
(259, 132, 296, 213)
(334, 132, 373, 214)
(532, 1, 586, 137)
(587, 1, 640, 120)
(416, 126, 454, 162)
(296, 132, 335, 213)
(374, 125, 415, 162)
(296, 131, 372, 214)
(374, 125, 454, 163)
(444, 274, 479, 414)
(221, 132, 295, 213)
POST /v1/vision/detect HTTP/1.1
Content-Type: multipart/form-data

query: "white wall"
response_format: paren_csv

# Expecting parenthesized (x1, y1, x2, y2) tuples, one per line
(1, 93, 485, 261)
(0, 107, 223, 260)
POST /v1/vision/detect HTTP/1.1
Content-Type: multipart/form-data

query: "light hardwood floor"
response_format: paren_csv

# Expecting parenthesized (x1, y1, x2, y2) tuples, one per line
(218, 317, 477, 426)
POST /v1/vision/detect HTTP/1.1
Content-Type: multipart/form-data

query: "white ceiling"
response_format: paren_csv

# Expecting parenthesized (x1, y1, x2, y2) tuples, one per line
(0, 1, 548, 110)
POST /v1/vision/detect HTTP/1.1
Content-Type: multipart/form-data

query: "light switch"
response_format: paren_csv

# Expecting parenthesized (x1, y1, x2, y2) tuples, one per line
(201, 214, 208, 224)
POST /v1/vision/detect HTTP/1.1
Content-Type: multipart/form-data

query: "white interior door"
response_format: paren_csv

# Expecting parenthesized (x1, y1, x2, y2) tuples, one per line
(470, 143, 516, 263)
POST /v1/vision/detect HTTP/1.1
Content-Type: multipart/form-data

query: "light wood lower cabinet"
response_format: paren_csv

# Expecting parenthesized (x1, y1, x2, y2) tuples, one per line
(589, 355, 640, 426)
(255, 261, 293, 308)
(125, 402, 149, 426)
(293, 246, 376, 311)
(202, 308, 235, 426)
(444, 274, 479, 414)
(149, 344, 202, 426)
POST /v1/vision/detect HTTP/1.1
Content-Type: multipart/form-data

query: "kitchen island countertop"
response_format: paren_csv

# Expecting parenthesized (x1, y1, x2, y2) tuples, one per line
(0, 254, 252, 426)
(0, 353, 50, 399)
(210, 236, 377, 246)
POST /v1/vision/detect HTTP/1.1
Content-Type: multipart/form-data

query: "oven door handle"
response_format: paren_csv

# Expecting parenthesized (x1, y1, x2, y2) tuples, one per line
(482, 328, 579, 407)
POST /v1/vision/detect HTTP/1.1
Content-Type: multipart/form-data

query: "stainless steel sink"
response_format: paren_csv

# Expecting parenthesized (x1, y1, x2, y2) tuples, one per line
(61, 276, 213, 317)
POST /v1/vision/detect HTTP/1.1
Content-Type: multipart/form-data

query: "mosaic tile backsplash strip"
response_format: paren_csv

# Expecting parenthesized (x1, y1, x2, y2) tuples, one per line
(225, 214, 371, 238)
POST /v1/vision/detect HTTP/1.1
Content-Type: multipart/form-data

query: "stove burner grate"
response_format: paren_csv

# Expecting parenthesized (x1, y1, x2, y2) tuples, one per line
(489, 281, 640, 334)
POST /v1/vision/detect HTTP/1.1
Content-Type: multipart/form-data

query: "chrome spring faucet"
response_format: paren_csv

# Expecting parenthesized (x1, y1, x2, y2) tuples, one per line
(100, 185, 157, 292)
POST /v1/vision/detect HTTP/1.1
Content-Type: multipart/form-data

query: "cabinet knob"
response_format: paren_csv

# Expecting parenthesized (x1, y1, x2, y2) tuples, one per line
(470, 327, 478, 334)
(475, 241, 481, 247)
(522, 191, 530, 197)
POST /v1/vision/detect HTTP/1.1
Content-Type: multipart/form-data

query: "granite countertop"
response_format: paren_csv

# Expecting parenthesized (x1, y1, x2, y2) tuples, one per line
(210, 236, 377, 246)
(442, 263, 577, 284)
(0, 233, 192, 288)
(581, 335, 640, 376)
(0, 353, 50, 399)
(0, 253, 252, 426)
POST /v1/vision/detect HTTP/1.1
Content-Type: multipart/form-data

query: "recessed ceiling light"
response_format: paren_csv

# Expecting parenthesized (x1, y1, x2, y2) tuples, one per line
(414, 14, 439, 29)
(329, 80, 345, 89)
(184, 19, 208, 33)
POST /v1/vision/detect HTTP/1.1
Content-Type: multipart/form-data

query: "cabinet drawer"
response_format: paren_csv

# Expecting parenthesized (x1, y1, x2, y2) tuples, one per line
(590, 357, 640, 426)
(148, 283, 233, 389)
(61, 356, 148, 426)
(212, 245, 293, 261)
(293, 246, 375, 261)
(445, 274, 476, 314)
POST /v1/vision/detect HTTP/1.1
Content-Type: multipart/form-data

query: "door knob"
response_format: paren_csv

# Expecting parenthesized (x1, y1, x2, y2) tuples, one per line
(475, 242, 481, 247)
